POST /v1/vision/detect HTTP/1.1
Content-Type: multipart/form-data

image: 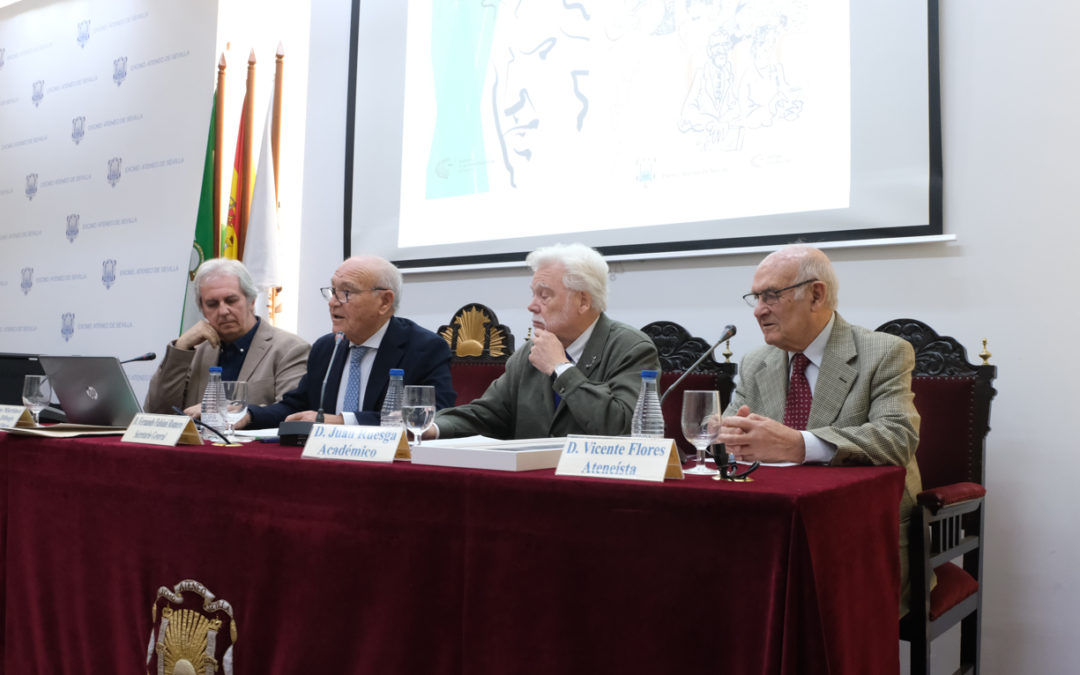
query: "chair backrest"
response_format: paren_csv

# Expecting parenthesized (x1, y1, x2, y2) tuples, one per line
(439, 304, 515, 407)
(641, 321, 738, 457)
(876, 319, 998, 490)
(438, 303, 515, 361)
(449, 363, 506, 407)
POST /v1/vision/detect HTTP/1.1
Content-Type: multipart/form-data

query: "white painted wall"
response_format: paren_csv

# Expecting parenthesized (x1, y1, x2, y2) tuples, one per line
(293, 0, 1077, 672)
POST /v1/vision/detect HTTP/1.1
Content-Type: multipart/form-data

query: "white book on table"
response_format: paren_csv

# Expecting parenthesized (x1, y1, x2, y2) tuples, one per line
(411, 436, 566, 472)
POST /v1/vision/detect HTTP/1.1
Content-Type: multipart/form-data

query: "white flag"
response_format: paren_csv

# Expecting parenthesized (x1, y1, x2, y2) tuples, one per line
(244, 101, 279, 303)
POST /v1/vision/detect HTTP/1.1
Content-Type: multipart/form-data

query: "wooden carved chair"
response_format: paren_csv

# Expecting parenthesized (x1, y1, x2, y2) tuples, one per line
(439, 304, 515, 407)
(639, 321, 738, 461)
(878, 319, 998, 675)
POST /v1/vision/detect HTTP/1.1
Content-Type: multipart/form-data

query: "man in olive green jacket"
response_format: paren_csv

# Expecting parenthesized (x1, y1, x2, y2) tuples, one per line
(430, 244, 660, 440)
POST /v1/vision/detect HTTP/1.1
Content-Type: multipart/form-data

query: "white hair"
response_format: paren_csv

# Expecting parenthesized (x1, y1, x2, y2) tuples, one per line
(776, 244, 840, 310)
(347, 256, 403, 312)
(194, 258, 258, 307)
(526, 243, 609, 313)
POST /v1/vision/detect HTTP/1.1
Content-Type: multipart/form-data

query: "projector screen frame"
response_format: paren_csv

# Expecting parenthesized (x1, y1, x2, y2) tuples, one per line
(343, 0, 944, 269)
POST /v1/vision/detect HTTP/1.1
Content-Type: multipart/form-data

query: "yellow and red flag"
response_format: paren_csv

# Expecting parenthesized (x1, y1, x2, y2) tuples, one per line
(222, 95, 249, 259)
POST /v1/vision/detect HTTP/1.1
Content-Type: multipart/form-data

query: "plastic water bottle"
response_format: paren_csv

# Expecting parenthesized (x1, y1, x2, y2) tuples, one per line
(631, 370, 665, 438)
(380, 368, 405, 427)
(200, 366, 226, 440)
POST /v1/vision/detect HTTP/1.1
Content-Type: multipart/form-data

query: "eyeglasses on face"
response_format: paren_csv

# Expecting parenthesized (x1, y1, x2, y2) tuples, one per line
(742, 279, 818, 308)
(320, 286, 386, 304)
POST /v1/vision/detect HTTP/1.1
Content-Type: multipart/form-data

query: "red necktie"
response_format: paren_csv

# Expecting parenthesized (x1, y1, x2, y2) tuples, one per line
(783, 353, 812, 431)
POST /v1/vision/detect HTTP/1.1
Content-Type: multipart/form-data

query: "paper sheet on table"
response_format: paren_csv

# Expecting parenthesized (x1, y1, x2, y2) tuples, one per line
(422, 435, 499, 447)
(233, 428, 285, 439)
(0, 424, 128, 438)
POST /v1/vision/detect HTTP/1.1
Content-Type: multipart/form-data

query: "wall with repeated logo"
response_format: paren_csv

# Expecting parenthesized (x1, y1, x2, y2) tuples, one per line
(0, 0, 218, 398)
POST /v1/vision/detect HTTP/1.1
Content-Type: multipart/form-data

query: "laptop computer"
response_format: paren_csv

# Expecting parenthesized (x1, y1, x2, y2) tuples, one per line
(38, 356, 142, 427)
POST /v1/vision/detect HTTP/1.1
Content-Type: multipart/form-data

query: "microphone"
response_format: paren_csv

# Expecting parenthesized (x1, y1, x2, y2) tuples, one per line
(120, 352, 157, 364)
(316, 332, 346, 424)
(659, 325, 736, 405)
(280, 332, 345, 446)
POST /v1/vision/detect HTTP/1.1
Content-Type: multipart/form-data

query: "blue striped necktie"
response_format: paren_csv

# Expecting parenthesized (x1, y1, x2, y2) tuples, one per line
(342, 345, 371, 413)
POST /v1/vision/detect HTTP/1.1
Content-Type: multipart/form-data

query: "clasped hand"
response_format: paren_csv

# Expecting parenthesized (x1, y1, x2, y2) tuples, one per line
(718, 405, 806, 464)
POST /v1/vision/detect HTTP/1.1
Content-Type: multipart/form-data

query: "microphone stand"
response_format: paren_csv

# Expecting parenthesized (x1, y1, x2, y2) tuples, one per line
(659, 326, 735, 466)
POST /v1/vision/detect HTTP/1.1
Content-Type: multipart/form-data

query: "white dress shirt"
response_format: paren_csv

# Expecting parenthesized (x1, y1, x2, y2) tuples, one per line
(789, 311, 838, 464)
(335, 319, 391, 425)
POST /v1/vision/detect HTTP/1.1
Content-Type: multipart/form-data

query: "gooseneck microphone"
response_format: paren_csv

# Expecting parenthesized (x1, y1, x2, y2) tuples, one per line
(316, 332, 346, 424)
(120, 352, 157, 364)
(659, 324, 736, 406)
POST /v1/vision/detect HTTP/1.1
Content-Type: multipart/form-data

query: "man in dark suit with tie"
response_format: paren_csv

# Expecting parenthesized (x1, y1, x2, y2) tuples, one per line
(718, 244, 926, 617)
(240, 256, 455, 429)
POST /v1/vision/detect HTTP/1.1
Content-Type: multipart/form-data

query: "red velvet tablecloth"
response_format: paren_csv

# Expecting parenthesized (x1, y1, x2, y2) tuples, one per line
(0, 434, 904, 674)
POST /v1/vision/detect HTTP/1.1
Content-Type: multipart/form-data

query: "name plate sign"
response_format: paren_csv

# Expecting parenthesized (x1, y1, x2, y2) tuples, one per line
(556, 436, 684, 483)
(0, 405, 35, 429)
(121, 414, 203, 447)
(301, 425, 411, 463)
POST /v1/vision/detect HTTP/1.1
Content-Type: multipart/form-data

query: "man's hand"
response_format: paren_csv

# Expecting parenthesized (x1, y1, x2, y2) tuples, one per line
(234, 412, 250, 430)
(421, 426, 438, 440)
(529, 328, 568, 376)
(183, 404, 201, 420)
(176, 320, 221, 351)
(719, 405, 806, 463)
(284, 411, 344, 425)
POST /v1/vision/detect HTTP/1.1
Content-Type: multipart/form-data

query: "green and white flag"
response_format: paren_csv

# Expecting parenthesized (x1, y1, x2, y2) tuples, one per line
(181, 94, 217, 335)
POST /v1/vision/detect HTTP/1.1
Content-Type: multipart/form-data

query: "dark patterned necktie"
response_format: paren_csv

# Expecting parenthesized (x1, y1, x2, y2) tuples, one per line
(783, 352, 812, 431)
(553, 351, 574, 408)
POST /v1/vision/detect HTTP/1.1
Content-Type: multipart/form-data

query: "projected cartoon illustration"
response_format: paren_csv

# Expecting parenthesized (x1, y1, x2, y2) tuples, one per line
(400, 0, 847, 246)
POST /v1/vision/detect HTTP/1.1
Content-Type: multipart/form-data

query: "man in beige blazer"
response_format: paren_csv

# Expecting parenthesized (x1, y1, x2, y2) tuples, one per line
(719, 245, 926, 618)
(144, 259, 310, 415)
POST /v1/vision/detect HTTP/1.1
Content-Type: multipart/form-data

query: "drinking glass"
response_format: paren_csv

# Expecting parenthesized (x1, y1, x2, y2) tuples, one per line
(681, 390, 721, 476)
(21, 375, 52, 426)
(402, 385, 436, 446)
(222, 381, 249, 441)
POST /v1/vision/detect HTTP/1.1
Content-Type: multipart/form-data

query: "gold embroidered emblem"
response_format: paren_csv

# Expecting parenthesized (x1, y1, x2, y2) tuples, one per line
(146, 580, 238, 675)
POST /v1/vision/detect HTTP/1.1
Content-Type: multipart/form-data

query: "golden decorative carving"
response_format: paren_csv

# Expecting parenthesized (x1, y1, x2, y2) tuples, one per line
(436, 304, 511, 360)
(439, 305, 508, 358)
(722, 340, 733, 364)
(979, 338, 992, 365)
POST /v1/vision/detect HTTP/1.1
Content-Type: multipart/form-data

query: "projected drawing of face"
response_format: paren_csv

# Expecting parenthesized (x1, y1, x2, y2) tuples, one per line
(490, 0, 593, 189)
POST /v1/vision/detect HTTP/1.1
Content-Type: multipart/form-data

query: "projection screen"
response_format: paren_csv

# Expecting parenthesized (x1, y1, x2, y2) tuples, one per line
(346, 0, 942, 269)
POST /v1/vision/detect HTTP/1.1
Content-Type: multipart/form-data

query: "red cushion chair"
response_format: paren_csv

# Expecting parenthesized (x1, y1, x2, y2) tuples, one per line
(439, 304, 515, 407)
(878, 319, 998, 675)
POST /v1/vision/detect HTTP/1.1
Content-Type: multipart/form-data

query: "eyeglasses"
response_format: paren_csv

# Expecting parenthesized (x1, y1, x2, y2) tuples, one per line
(320, 286, 386, 304)
(742, 279, 818, 307)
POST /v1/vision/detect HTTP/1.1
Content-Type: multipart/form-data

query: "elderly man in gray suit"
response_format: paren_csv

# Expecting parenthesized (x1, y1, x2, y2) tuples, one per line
(429, 243, 660, 440)
(144, 258, 310, 415)
(719, 245, 927, 618)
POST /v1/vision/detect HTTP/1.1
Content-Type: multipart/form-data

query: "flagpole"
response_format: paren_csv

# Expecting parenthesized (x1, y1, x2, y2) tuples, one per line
(272, 42, 283, 204)
(239, 49, 256, 261)
(213, 53, 226, 258)
(269, 42, 285, 325)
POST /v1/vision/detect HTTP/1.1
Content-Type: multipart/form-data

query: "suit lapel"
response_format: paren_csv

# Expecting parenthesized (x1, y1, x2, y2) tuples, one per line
(363, 317, 402, 414)
(546, 314, 608, 433)
(237, 320, 272, 382)
(322, 338, 350, 413)
(758, 347, 790, 422)
(808, 313, 857, 429)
